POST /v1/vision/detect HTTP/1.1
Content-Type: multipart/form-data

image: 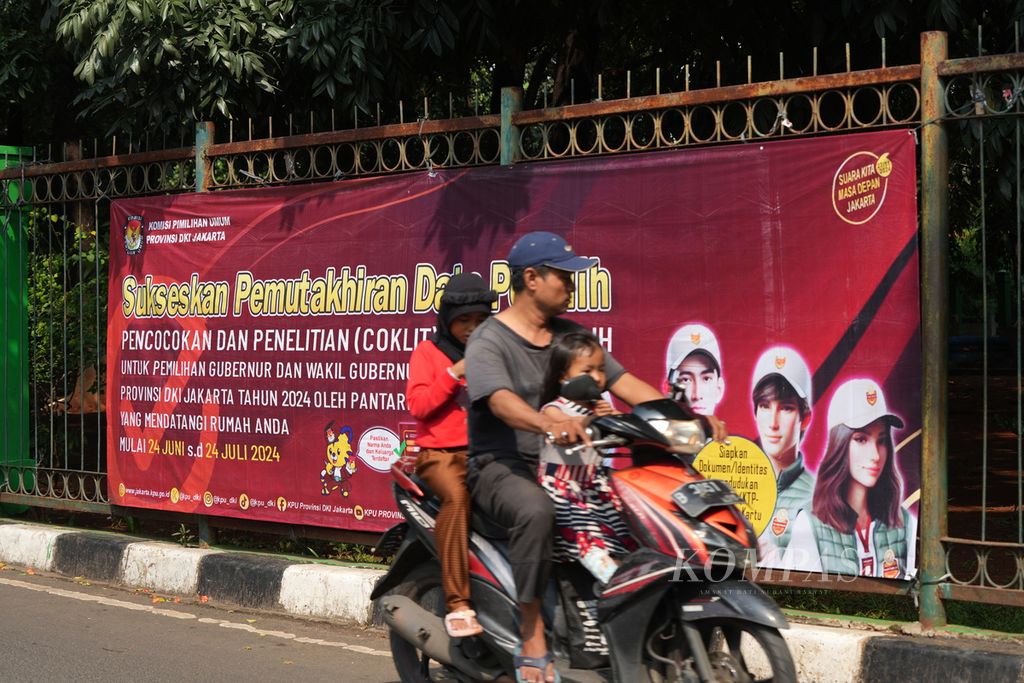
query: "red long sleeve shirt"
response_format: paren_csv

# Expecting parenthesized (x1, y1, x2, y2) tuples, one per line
(406, 339, 469, 448)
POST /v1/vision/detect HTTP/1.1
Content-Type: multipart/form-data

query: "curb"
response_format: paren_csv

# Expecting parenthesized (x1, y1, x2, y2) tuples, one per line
(2, 519, 1022, 682)
(0, 521, 385, 625)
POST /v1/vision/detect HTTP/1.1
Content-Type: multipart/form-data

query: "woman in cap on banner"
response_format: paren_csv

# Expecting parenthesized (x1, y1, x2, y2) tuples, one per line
(749, 346, 815, 565)
(406, 272, 496, 637)
(664, 323, 725, 416)
(781, 378, 916, 578)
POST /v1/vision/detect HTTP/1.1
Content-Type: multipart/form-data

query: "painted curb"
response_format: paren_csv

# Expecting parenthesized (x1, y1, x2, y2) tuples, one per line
(0, 523, 67, 571)
(120, 541, 219, 596)
(781, 623, 879, 683)
(279, 564, 385, 624)
(861, 636, 1024, 683)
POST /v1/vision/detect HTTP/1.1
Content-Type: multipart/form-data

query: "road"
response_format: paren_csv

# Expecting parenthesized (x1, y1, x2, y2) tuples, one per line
(0, 564, 402, 683)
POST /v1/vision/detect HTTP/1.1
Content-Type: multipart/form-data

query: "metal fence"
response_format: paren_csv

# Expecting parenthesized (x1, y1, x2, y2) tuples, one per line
(0, 30, 1021, 625)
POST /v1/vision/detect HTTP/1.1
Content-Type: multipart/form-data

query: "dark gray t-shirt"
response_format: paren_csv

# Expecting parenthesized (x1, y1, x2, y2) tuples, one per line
(465, 317, 625, 461)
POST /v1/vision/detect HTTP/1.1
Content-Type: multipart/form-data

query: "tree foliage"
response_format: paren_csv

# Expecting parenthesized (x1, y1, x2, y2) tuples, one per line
(1, 0, 1022, 143)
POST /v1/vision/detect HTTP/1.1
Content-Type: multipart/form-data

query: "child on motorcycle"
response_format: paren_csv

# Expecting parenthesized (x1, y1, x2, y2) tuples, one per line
(406, 272, 496, 637)
(537, 332, 637, 583)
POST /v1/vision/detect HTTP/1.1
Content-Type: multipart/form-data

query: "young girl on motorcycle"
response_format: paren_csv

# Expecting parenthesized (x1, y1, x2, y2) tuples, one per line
(406, 272, 496, 637)
(537, 332, 637, 583)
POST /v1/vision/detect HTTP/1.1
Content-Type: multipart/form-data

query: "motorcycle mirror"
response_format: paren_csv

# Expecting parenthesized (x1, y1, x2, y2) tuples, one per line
(560, 375, 604, 402)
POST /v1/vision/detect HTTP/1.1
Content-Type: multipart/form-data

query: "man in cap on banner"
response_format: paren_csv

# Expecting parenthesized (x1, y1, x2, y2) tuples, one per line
(465, 231, 726, 682)
(749, 346, 815, 564)
(664, 323, 725, 416)
(781, 378, 916, 578)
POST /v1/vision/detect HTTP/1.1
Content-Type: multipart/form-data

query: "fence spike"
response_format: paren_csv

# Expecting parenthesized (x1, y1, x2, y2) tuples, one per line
(449, 92, 453, 119)
(779, 51, 784, 80)
(112, 136, 116, 156)
(269, 116, 273, 139)
(598, 73, 603, 101)
(289, 113, 293, 136)
(685, 64, 690, 91)
(978, 24, 983, 56)
(400, 100, 404, 124)
(882, 36, 887, 68)
(656, 67, 661, 95)
(310, 110, 314, 134)
(248, 118, 253, 141)
(813, 46, 818, 76)
(229, 119, 234, 143)
(626, 70, 631, 99)
(716, 60, 721, 87)
(377, 103, 381, 125)
(331, 108, 336, 131)
(424, 96, 429, 119)
(571, 78, 575, 105)
(845, 43, 851, 72)
(747, 55, 752, 84)
(354, 105, 359, 129)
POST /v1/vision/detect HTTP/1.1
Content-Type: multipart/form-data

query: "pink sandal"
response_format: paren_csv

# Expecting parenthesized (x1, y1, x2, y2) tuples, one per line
(444, 608, 483, 637)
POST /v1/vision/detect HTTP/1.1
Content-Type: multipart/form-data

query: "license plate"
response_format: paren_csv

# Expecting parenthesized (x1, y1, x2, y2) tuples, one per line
(671, 479, 744, 517)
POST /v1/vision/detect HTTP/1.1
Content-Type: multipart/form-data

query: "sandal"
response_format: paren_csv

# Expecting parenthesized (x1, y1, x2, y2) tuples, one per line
(513, 647, 561, 683)
(444, 609, 483, 638)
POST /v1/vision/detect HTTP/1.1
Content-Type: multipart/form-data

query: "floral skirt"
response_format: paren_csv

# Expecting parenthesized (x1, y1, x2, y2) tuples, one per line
(538, 463, 638, 563)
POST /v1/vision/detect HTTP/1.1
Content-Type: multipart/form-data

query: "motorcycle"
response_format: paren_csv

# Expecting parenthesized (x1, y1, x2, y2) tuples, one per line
(371, 375, 797, 683)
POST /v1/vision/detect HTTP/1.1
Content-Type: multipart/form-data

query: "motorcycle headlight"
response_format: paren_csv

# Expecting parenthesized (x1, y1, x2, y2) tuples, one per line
(648, 419, 707, 454)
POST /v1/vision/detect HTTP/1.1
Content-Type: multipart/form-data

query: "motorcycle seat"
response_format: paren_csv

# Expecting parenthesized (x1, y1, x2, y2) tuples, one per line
(470, 513, 509, 540)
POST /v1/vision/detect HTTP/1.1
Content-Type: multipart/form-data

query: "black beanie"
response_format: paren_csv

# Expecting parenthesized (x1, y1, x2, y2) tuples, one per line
(432, 273, 497, 362)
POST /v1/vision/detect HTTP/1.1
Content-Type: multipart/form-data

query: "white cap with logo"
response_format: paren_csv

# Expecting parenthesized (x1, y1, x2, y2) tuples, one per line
(665, 323, 722, 377)
(751, 346, 813, 403)
(827, 378, 905, 430)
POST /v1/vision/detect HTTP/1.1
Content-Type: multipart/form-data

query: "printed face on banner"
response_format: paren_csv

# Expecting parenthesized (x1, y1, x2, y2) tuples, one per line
(107, 129, 921, 581)
(755, 398, 801, 460)
(848, 421, 891, 489)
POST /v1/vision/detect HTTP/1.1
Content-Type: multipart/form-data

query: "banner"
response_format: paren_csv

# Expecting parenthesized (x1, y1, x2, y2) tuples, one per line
(108, 129, 920, 578)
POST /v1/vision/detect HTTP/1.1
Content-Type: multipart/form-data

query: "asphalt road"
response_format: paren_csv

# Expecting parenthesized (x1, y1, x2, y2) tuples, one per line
(0, 565, 402, 683)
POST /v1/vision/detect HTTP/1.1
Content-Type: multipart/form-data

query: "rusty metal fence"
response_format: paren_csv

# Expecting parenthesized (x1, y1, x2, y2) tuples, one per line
(0, 30, 1021, 625)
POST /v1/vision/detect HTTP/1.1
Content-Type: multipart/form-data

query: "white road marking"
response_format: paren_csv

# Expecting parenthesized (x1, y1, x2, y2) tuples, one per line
(0, 575, 391, 657)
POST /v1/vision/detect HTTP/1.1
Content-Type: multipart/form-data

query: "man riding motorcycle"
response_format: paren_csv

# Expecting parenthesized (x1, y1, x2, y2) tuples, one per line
(462, 231, 728, 683)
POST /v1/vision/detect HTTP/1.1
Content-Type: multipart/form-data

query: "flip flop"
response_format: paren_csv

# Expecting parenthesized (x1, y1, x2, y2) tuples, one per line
(444, 609, 483, 638)
(512, 647, 561, 683)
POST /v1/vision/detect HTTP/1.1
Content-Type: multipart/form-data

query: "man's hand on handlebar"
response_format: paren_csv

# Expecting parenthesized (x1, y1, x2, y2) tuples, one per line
(702, 414, 730, 444)
(541, 415, 591, 448)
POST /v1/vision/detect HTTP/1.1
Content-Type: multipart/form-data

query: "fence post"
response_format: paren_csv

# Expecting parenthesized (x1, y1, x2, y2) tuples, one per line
(0, 146, 33, 514)
(500, 87, 523, 166)
(918, 30, 949, 629)
(195, 122, 215, 192)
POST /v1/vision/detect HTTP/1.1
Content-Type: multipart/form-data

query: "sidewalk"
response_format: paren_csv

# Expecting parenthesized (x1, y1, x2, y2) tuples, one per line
(1, 518, 1021, 683)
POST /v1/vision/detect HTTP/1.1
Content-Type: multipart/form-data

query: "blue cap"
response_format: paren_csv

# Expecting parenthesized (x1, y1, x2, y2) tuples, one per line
(507, 231, 598, 271)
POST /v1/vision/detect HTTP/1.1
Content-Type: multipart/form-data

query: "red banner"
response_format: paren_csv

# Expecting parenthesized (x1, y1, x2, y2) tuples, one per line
(108, 129, 919, 577)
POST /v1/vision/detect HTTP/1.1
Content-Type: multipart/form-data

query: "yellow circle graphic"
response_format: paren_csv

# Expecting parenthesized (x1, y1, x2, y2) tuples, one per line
(693, 436, 779, 536)
(353, 505, 365, 521)
(831, 150, 891, 225)
(276, 496, 288, 512)
(875, 152, 893, 177)
(239, 493, 250, 511)
(117, 482, 126, 498)
(170, 487, 180, 504)
(203, 491, 214, 508)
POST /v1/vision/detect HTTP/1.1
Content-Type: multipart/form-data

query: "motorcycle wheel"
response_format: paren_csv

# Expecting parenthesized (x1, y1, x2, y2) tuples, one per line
(384, 560, 471, 683)
(643, 613, 796, 683)
(699, 618, 796, 683)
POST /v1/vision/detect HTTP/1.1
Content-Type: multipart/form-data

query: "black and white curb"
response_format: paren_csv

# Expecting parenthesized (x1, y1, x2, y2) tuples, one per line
(0, 522, 383, 625)
(1, 520, 1021, 682)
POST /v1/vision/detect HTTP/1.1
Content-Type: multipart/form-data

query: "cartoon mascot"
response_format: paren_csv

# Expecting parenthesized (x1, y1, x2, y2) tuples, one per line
(321, 422, 357, 497)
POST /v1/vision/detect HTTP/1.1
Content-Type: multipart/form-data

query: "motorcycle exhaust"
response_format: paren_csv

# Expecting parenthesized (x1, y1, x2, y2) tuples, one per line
(379, 595, 507, 681)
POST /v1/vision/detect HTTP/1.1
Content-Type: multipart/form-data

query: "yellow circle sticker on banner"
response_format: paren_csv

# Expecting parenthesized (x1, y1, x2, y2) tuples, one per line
(693, 436, 778, 537)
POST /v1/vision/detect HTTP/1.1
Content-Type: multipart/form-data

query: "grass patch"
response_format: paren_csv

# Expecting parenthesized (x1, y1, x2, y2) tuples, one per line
(767, 585, 1024, 634)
